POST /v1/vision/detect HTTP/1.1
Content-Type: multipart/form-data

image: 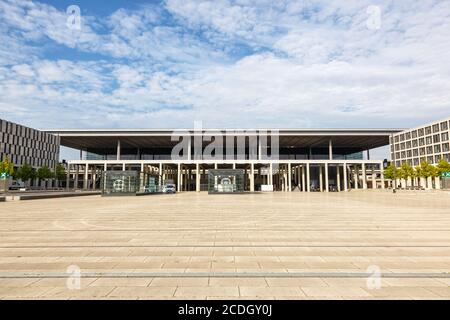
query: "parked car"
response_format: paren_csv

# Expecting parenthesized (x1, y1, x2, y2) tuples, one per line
(163, 183, 176, 193)
(9, 180, 25, 190)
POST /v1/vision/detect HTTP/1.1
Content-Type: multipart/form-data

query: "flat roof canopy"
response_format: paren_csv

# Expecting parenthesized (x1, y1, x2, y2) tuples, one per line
(44, 128, 403, 151)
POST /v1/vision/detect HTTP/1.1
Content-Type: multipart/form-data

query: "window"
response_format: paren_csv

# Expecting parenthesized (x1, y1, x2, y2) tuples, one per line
(420, 147, 426, 155)
(412, 140, 418, 147)
(435, 155, 441, 163)
(407, 150, 412, 157)
(419, 138, 425, 146)
(401, 151, 406, 158)
(441, 121, 448, 131)
(411, 130, 417, 138)
(434, 144, 441, 153)
(406, 141, 411, 149)
(433, 134, 440, 143)
(401, 143, 406, 150)
(413, 158, 419, 166)
(427, 156, 433, 163)
(405, 132, 411, 140)
(433, 124, 440, 133)
(400, 134, 405, 141)
(425, 126, 432, 135)
(418, 128, 424, 136)
(443, 143, 450, 152)
(426, 136, 432, 145)
(413, 149, 419, 157)
(442, 132, 449, 141)
(394, 136, 399, 143)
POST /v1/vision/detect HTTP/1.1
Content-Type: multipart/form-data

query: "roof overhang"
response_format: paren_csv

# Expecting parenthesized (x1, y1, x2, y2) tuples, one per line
(44, 128, 403, 150)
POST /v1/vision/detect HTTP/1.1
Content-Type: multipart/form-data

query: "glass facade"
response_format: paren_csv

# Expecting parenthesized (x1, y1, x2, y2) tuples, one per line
(101, 171, 140, 195)
(208, 169, 245, 193)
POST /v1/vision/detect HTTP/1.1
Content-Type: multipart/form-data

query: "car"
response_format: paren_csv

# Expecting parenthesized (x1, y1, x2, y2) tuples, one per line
(163, 183, 176, 193)
(9, 180, 25, 190)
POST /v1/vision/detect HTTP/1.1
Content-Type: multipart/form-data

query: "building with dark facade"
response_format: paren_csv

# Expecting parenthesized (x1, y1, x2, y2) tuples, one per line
(0, 118, 60, 169)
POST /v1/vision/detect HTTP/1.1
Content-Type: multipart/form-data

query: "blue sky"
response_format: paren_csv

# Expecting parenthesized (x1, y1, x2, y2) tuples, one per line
(1, 0, 450, 159)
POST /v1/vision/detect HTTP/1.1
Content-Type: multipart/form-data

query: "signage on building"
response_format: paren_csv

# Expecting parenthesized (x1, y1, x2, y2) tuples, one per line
(0, 172, 9, 180)
(442, 172, 450, 178)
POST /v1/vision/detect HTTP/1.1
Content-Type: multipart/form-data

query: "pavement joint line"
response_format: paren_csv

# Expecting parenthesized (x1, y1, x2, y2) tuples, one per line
(0, 272, 449, 278)
(2, 245, 450, 248)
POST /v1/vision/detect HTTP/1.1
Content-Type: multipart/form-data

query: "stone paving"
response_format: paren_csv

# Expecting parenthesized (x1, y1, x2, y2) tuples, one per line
(0, 190, 449, 299)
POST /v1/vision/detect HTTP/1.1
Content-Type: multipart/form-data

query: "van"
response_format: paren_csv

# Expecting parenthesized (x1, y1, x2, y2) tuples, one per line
(9, 180, 25, 190)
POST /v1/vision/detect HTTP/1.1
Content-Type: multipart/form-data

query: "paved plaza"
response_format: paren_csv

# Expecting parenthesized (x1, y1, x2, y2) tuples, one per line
(0, 190, 449, 299)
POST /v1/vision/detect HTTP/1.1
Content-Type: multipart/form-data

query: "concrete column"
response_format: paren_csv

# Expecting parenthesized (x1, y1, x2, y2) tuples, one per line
(214, 163, 218, 169)
(188, 138, 192, 161)
(362, 164, 367, 189)
(380, 166, 385, 189)
(306, 163, 310, 192)
(329, 140, 333, 160)
(141, 163, 144, 172)
(116, 140, 121, 161)
(92, 167, 96, 191)
(324, 163, 329, 192)
(65, 164, 71, 190)
(427, 176, 433, 189)
(344, 164, 348, 191)
(177, 163, 181, 192)
(337, 165, 341, 191)
(74, 165, 79, 190)
(159, 163, 163, 187)
(354, 165, 359, 189)
(250, 163, 255, 192)
(301, 165, 306, 192)
(371, 167, 376, 189)
(269, 163, 273, 185)
(83, 164, 88, 190)
(435, 177, 441, 190)
(288, 163, 292, 192)
(104, 163, 107, 171)
(196, 163, 200, 192)
(258, 137, 262, 160)
(122, 163, 126, 171)
(319, 165, 323, 192)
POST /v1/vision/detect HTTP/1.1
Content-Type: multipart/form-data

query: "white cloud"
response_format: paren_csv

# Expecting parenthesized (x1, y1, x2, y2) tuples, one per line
(0, 0, 449, 136)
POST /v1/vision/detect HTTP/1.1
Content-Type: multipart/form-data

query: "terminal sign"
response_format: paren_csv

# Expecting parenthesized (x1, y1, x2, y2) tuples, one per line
(442, 172, 450, 178)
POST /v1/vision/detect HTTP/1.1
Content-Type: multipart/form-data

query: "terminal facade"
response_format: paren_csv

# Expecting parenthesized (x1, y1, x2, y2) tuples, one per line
(45, 128, 401, 192)
(391, 116, 450, 167)
(0, 118, 60, 169)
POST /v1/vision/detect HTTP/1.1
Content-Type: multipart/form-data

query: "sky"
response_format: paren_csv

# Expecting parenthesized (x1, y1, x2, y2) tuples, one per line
(1, 0, 450, 160)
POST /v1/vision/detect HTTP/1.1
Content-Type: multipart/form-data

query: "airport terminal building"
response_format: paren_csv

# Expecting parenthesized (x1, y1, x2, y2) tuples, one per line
(45, 128, 402, 192)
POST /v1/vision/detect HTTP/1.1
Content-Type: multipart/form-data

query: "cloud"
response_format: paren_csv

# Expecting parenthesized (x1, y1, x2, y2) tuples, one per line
(0, 0, 449, 136)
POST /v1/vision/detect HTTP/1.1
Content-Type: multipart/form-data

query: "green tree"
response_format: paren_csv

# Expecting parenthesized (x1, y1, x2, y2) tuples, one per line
(416, 161, 434, 178)
(37, 166, 54, 188)
(15, 163, 36, 182)
(0, 157, 14, 178)
(54, 164, 67, 187)
(383, 163, 397, 180)
(398, 163, 415, 182)
(436, 159, 450, 176)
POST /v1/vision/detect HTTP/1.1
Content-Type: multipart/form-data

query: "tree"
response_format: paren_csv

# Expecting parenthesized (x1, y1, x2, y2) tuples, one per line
(0, 157, 14, 178)
(54, 164, 67, 187)
(37, 166, 54, 188)
(383, 163, 397, 180)
(416, 161, 434, 178)
(436, 159, 450, 176)
(14, 163, 36, 182)
(398, 163, 415, 187)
